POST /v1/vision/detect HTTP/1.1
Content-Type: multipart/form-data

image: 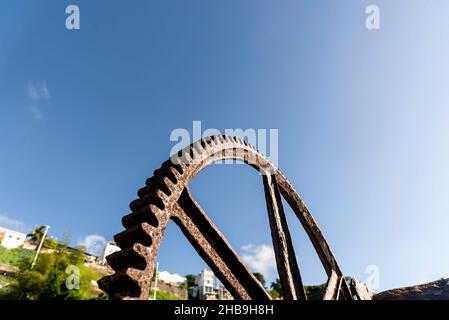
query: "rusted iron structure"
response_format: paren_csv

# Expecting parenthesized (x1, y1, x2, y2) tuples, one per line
(98, 135, 369, 300)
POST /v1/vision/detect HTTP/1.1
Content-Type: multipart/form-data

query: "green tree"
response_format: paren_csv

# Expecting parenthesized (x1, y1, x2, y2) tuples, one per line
(270, 278, 283, 298)
(8, 249, 101, 300)
(27, 226, 57, 249)
(184, 274, 196, 288)
(304, 284, 326, 300)
(27, 226, 46, 244)
(253, 272, 266, 288)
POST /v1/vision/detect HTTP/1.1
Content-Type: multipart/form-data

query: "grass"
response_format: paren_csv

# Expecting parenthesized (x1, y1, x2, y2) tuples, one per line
(149, 289, 182, 300)
(0, 275, 11, 286)
(0, 246, 34, 267)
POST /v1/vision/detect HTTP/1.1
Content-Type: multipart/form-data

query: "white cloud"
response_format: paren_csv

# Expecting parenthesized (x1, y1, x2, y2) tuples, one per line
(28, 81, 50, 102)
(27, 81, 50, 121)
(29, 106, 44, 121)
(240, 243, 276, 277)
(78, 234, 107, 256)
(0, 213, 27, 233)
(158, 271, 186, 285)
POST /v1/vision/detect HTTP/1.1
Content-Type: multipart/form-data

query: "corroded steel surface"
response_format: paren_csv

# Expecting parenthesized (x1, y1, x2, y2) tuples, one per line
(98, 135, 361, 300)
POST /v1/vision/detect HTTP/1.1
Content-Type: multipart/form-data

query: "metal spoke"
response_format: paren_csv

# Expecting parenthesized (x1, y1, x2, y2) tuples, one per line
(263, 174, 306, 300)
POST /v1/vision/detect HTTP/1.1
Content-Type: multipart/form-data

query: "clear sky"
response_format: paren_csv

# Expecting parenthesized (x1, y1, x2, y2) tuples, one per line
(1, 1, 449, 292)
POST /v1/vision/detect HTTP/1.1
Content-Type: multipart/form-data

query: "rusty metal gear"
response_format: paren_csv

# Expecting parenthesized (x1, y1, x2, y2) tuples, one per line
(98, 135, 368, 300)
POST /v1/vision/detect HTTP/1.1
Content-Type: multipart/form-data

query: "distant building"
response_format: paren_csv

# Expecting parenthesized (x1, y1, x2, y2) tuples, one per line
(217, 285, 233, 300)
(99, 240, 121, 265)
(0, 227, 26, 249)
(192, 269, 233, 300)
(196, 269, 216, 299)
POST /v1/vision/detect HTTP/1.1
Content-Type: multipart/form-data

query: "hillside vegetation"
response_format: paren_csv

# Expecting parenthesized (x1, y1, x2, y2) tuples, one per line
(0, 246, 34, 267)
(0, 245, 105, 300)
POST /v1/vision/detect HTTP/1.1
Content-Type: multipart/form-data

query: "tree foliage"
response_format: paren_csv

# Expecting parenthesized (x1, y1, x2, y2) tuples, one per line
(0, 246, 34, 267)
(184, 274, 196, 288)
(26, 226, 57, 249)
(270, 278, 283, 298)
(269, 277, 329, 300)
(4, 248, 101, 300)
(253, 272, 266, 288)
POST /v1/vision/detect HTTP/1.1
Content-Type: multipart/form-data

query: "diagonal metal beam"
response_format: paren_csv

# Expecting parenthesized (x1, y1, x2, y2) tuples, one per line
(171, 187, 271, 300)
(323, 270, 339, 300)
(263, 174, 307, 300)
(276, 174, 354, 299)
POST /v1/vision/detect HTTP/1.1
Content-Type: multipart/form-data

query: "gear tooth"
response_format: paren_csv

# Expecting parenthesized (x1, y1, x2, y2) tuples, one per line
(129, 198, 145, 211)
(122, 207, 159, 229)
(148, 205, 167, 223)
(162, 176, 175, 192)
(97, 270, 143, 299)
(153, 189, 167, 204)
(156, 178, 172, 197)
(168, 166, 182, 181)
(145, 175, 157, 188)
(114, 223, 154, 248)
(173, 155, 189, 170)
(160, 159, 173, 170)
(199, 139, 208, 150)
(125, 268, 147, 283)
(203, 136, 214, 147)
(181, 147, 193, 163)
(153, 168, 163, 177)
(170, 154, 182, 166)
(182, 144, 193, 159)
(137, 186, 147, 198)
(106, 243, 151, 271)
(192, 140, 201, 151)
(207, 140, 216, 148)
(132, 181, 170, 212)
(190, 144, 200, 161)
(209, 135, 219, 144)
(160, 166, 178, 184)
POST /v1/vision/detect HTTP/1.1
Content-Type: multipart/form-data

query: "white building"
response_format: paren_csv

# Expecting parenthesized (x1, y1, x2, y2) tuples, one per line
(217, 285, 233, 300)
(193, 269, 233, 300)
(196, 269, 216, 299)
(100, 240, 121, 265)
(0, 227, 26, 249)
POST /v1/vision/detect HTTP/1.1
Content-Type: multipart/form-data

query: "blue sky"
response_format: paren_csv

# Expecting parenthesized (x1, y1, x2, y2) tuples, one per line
(1, 1, 449, 292)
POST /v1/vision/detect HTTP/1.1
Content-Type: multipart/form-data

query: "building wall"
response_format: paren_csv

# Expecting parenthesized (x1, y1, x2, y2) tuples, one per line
(196, 269, 216, 300)
(194, 269, 233, 300)
(100, 241, 121, 264)
(0, 228, 26, 249)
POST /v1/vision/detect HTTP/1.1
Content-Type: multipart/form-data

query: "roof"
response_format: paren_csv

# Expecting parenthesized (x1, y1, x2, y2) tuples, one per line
(0, 226, 27, 237)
